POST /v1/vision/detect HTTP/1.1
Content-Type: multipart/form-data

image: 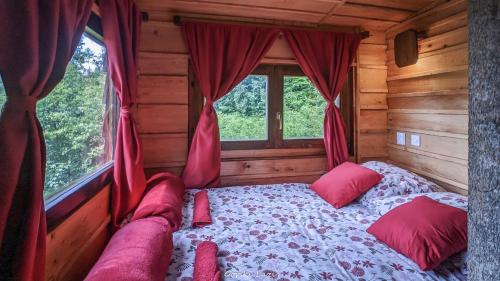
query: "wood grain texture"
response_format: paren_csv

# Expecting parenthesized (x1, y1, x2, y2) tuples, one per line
(137, 0, 433, 31)
(140, 133, 188, 167)
(138, 76, 188, 105)
(136, 104, 188, 134)
(46, 187, 110, 281)
(386, 2, 468, 193)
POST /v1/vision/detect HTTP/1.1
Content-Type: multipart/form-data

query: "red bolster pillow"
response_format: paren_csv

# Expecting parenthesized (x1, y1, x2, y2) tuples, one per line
(311, 162, 383, 208)
(193, 241, 221, 281)
(132, 172, 185, 231)
(367, 196, 467, 270)
(193, 190, 212, 227)
(85, 217, 173, 281)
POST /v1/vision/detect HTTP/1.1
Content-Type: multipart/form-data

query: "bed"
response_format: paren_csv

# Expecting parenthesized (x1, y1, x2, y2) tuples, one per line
(167, 162, 467, 281)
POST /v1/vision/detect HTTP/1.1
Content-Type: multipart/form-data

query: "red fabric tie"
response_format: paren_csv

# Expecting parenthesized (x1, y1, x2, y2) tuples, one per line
(4, 95, 37, 113)
(120, 106, 132, 115)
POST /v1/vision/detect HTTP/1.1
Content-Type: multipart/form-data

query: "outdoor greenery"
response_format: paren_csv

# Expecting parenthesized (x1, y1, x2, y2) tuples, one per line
(215, 75, 325, 141)
(283, 76, 325, 139)
(215, 75, 268, 140)
(0, 34, 109, 199)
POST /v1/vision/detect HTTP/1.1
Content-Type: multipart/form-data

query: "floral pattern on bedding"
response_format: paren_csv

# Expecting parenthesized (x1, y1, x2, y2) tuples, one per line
(358, 161, 442, 206)
(365, 192, 468, 216)
(168, 183, 466, 281)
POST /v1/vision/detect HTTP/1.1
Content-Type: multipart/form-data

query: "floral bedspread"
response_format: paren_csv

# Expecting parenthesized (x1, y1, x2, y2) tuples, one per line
(167, 182, 466, 281)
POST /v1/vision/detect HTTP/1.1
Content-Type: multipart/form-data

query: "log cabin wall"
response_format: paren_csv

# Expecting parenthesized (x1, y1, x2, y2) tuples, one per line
(45, 187, 111, 281)
(136, 17, 389, 185)
(356, 31, 388, 163)
(384, 0, 468, 194)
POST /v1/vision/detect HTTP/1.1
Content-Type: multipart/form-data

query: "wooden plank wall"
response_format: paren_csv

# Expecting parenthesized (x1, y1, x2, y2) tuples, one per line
(45, 187, 111, 281)
(137, 19, 387, 185)
(384, 0, 468, 194)
(356, 31, 388, 163)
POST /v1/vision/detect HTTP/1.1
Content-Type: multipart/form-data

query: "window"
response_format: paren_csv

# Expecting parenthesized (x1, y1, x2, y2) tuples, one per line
(0, 76, 5, 108)
(215, 75, 268, 141)
(39, 31, 117, 201)
(189, 64, 354, 153)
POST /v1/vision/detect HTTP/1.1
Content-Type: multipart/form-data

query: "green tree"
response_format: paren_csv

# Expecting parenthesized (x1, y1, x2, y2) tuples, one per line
(38, 37, 107, 198)
(0, 35, 108, 199)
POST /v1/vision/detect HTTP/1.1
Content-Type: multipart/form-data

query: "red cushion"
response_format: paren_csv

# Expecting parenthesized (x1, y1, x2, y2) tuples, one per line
(85, 217, 173, 281)
(367, 196, 467, 270)
(311, 162, 382, 208)
(132, 172, 185, 231)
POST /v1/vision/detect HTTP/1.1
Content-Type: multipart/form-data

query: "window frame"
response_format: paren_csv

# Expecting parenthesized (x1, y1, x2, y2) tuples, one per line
(45, 11, 117, 232)
(188, 64, 354, 153)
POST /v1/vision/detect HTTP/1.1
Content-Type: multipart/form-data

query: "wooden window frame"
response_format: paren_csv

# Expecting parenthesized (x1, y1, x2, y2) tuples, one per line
(188, 64, 354, 154)
(44, 11, 117, 232)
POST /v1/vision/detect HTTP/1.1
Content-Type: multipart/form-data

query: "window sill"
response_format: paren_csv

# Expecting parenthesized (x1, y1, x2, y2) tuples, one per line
(45, 162, 114, 232)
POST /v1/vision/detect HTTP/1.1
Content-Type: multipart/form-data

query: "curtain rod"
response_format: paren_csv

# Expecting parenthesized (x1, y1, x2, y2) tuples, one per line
(172, 15, 370, 39)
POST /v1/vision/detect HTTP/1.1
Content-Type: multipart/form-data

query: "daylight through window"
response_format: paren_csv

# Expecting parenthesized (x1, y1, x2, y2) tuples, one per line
(190, 64, 353, 151)
(283, 76, 326, 139)
(36, 33, 117, 200)
(215, 75, 268, 141)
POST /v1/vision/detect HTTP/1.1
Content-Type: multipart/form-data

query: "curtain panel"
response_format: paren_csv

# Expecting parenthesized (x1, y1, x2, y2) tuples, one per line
(100, 0, 147, 227)
(0, 1, 93, 280)
(283, 30, 361, 170)
(180, 22, 280, 188)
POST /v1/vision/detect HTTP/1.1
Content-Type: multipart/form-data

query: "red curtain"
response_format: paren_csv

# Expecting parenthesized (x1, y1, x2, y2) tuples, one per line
(283, 30, 360, 170)
(101, 0, 147, 227)
(0, 1, 93, 280)
(181, 22, 279, 188)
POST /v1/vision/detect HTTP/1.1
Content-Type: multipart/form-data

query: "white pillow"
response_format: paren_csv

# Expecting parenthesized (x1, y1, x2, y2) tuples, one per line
(358, 161, 443, 206)
(364, 192, 468, 216)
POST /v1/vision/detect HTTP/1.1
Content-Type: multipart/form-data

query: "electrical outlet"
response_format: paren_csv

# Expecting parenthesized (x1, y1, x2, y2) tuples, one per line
(396, 132, 406, 145)
(411, 134, 421, 147)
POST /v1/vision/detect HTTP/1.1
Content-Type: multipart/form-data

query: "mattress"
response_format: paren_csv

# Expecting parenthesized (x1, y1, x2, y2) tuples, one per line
(167, 183, 466, 280)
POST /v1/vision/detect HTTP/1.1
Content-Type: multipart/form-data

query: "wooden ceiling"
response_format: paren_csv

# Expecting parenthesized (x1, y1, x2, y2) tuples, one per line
(137, 0, 440, 31)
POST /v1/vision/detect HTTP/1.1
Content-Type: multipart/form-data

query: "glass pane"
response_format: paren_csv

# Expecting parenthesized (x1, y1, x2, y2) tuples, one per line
(38, 33, 113, 200)
(215, 75, 268, 141)
(284, 76, 326, 139)
(0, 75, 5, 108)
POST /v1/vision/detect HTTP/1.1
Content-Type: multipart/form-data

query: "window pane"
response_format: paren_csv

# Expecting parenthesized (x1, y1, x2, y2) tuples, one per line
(283, 76, 326, 139)
(0, 76, 5, 108)
(215, 75, 268, 141)
(38, 34, 113, 199)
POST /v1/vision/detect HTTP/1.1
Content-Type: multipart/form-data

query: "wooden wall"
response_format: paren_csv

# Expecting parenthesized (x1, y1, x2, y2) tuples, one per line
(137, 19, 388, 185)
(356, 31, 388, 163)
(385, 0, 468, 194)
(45, 187, 111, 281)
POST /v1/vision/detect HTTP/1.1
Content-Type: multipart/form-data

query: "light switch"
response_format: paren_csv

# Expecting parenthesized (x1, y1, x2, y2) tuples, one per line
(396, 132, 406, 145)
(411, 134, 421, 147)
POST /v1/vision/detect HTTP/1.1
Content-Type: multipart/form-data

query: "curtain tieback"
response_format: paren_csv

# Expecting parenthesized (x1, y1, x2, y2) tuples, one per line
(6, 95, 37, 113)
(120, 106, 132, 115)
(205, 100, 214, 107)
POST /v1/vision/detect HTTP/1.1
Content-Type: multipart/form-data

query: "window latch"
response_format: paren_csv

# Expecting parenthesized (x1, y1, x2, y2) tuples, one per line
(276, 112, 282, 130)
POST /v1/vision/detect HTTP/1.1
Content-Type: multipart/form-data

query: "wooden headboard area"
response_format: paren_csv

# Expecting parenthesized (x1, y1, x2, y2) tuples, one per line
(385, 0, 468, 195)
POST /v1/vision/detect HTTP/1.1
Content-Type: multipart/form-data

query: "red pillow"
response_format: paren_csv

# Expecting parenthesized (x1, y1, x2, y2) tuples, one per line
(311, 162, 382, 208)
(85, 217, 173, 281)
(367, 196, 467, 270)
(132, 172, 185, 231)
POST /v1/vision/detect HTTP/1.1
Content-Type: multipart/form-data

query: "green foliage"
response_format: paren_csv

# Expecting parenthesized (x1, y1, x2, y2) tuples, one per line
(215, 75, 267, 140)
(0, 82, 4, 108)
(283, 76, 325, 139)
(214, 74, 325, 141)
(0, 35, 108, 199)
